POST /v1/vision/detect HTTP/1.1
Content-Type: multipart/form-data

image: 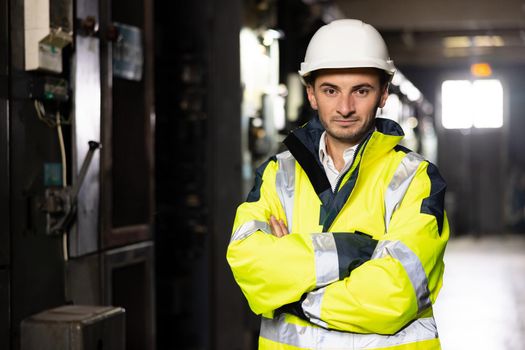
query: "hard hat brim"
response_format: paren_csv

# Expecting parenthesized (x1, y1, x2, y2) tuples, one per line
(299, 58, 396, 78)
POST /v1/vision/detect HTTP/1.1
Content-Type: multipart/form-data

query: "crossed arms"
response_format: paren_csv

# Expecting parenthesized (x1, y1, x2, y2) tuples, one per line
(226, 158, 448, 334)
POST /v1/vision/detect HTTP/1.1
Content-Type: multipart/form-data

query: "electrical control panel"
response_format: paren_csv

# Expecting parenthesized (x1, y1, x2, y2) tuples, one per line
(24, 0, 73, 72)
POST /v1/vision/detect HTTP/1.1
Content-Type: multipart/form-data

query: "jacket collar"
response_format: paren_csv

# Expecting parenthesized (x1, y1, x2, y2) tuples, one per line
(283, 115, 406, 231)
(287, 116, 404, 161)
(282, 115, 404, 196)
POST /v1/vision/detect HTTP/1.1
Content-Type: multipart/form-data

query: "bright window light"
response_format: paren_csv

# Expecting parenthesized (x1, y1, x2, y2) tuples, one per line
(441, 79, 503, 129)
(442, 80, 472, 129)
(472, 80, 503, 128)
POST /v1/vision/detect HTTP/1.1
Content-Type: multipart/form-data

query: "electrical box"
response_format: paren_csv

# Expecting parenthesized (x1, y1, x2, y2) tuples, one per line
(21, 305, 125, 350)
(24, 0, 73, 72)
(112, 22, 144, 81)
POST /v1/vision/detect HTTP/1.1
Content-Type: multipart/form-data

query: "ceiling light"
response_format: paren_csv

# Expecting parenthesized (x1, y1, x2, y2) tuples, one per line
(443, 35, 504, 49)
(472, 35, 504, 47)
(443, 36, 471, 48)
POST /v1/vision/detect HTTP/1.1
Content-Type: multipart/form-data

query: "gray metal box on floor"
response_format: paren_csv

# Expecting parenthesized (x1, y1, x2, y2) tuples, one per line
(21, 305, 125, 350)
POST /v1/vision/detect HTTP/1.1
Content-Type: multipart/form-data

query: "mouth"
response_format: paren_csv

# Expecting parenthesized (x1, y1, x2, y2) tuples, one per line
(333, 118, 359, 126)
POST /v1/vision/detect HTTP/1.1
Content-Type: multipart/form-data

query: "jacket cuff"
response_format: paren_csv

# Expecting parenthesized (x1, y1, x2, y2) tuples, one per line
(332, 232, 378, 279)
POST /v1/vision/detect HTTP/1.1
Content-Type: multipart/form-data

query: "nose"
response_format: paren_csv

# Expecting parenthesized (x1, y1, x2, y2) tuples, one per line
(336, 94, 355, 117)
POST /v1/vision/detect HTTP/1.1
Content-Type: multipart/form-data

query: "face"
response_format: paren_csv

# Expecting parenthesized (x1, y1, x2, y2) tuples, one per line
(306, 68, 388, 149)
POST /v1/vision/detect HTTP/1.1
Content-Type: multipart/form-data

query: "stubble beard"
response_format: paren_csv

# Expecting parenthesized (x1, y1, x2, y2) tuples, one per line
(322, 115, 376, 147)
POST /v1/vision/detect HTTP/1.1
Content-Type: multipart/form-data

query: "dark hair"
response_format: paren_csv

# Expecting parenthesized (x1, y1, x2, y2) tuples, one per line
(303, 71, 318, 87)
(378, 70, 391, 88)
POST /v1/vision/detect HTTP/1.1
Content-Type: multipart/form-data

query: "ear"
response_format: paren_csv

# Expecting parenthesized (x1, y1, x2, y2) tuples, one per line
(306, 85, 318, 110)
(378, 85, 389, 108)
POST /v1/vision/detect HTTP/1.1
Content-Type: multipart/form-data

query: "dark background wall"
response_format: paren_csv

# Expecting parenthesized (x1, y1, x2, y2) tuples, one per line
(0, 0, 9, 346)
(154, 0, 245, 348)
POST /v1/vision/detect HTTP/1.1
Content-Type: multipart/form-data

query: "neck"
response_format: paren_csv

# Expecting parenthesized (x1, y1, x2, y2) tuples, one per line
(325, 136, 356, 172)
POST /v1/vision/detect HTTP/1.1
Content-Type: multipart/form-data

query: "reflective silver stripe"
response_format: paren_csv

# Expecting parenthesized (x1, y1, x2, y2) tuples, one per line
(230, 220, 271, 242)
(302, 287, 328, 328)
(384, 152, 424, 232)
(311, 233, 339, 288)
(354, 317, 438, 349)
(276, 151, 296, 232)
(260, 314, 438, 349)
(372, 240, 431, 312)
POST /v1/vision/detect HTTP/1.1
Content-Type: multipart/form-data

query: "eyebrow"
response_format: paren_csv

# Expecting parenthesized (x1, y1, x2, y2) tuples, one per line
(318, 82, 339, 89)
(351, 83, 375, 90)
(317, 82, 376, 90)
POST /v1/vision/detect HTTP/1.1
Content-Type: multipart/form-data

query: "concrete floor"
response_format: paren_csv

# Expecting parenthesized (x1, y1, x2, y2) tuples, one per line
(434, 234, 525, 350)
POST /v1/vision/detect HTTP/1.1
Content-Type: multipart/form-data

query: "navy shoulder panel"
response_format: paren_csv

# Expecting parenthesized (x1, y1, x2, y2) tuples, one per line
(421, 162, 447, 234)
(375, 118, 405, 136)
(246, 156, 276, 203)
(394, 144, 413, 154)
(290, 115, 325, 158)
(284, 133, 331, 196)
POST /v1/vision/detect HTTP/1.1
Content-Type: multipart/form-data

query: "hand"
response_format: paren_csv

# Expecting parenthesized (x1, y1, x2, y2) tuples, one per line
(270, 215, 289, 237)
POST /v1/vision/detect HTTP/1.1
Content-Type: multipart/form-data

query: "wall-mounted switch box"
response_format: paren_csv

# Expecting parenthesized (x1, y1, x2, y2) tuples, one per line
(24, 0, 73, 72)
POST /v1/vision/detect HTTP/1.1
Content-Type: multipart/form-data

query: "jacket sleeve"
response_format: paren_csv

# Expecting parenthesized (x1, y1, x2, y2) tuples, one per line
(297, 161, 449, 335)
(226, 157, 378, 315)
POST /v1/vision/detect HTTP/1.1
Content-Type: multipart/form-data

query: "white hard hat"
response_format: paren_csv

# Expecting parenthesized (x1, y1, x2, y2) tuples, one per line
(299, 19, 396, 82)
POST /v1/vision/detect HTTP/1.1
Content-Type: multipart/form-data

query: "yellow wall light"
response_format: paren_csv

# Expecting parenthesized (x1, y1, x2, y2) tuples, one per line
(470, 63, 493, 77)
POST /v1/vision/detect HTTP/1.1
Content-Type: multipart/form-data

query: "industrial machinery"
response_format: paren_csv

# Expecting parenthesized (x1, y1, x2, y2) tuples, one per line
(4, 0, 156, 348)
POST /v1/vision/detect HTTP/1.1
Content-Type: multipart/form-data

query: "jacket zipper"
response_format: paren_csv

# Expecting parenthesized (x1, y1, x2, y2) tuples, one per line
(333, 137, 368, 195)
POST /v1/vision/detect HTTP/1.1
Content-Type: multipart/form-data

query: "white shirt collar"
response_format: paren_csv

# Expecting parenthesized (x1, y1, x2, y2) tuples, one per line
(318, 131, 359, 192)
(318, 132, 358, 166)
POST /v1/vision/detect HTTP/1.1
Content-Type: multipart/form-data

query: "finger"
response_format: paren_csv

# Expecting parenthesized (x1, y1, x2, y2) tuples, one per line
(279, 219, 289, 235)
(270, 216, 283, 237)
(270, 217, 283, 237)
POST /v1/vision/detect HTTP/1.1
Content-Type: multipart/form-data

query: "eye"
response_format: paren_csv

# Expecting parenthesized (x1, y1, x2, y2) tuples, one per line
(322, 87, 337, 96)
(355, 88, 370, 97)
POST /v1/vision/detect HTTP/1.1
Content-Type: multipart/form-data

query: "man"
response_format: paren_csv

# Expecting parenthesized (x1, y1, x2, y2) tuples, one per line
(227, 19, 449, 350)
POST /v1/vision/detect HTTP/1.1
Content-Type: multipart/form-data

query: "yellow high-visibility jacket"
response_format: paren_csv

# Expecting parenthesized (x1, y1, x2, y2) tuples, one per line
(227, 117, 449, 350)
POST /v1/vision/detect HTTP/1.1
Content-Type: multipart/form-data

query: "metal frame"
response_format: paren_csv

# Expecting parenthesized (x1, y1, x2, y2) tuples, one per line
(103, 241, 155, 350)
(70, 0, 102, 257)
(99, 0, 155, 249)
(207, 0, 246, 348)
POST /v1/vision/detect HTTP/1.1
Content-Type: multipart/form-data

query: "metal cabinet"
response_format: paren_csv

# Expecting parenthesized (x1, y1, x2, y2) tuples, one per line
(21, 305, 125, 350)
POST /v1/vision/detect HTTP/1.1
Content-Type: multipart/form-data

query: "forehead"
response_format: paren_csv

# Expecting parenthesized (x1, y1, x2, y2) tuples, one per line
(312, 68, 382, 87)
